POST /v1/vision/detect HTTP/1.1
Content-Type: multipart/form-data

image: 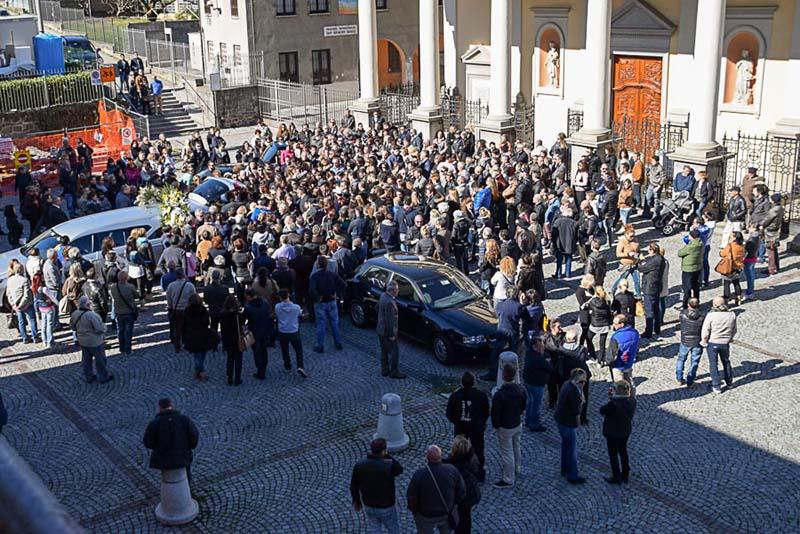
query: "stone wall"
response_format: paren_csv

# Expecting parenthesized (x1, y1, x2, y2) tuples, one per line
(212, 86, 259, 129)
(0, 102, 98, 137)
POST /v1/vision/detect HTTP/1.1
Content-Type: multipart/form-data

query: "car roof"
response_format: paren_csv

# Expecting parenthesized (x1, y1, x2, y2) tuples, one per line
(363, 253, 455, 281)
(52, 206, 161, 239)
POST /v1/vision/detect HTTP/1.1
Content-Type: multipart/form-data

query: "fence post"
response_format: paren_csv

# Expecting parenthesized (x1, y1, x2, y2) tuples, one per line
(322, 86, 328, 123)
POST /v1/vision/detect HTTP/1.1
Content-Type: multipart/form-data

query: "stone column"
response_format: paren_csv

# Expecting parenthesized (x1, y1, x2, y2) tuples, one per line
(669, 0, 730, 217)
(478, 0, 515, 142)
(772, 0, 800, 137)
(408, 0, 443, 140)
(566, 0, 613, 176)
(351, 0, 381, 127)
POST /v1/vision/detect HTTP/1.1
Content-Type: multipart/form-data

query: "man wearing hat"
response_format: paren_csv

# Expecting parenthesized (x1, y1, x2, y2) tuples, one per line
(740, 167, 762, 212)
(721, 186, 747, 249)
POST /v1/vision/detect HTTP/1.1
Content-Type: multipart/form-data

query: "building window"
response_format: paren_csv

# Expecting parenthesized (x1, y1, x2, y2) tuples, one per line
(233, 45, 242, 67)
(204, 0, 211, 15)
(312, 49, 331, 84)
(376, 0, 387, 9)
(230, 0, 239, 17)
(387, 43, 401, 73)
(308, 0, 328, 14)
(219, 42, 228, 67)
(279, 52, 299, 83)
(276, 0, 295, 16)
(206, 40, 215, 64)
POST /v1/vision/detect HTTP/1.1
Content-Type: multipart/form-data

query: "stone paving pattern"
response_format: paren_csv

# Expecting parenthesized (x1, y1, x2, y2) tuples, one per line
(2, 225, 800, 533)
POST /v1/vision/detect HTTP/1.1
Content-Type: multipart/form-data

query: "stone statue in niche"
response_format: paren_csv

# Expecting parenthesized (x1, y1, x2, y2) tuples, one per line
(734, 48, 755, 105)
(545, 41, 559, 87)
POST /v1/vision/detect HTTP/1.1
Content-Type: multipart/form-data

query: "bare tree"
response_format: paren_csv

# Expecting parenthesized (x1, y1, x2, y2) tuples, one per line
(139, 0, 176, 20)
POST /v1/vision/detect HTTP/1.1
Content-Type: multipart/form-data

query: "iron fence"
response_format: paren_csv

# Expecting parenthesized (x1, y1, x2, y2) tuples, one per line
(379, 83, 420, 125)
(215, 52, 266, 89)
(256, 78, 359, 126)
(0, 71, 108, 112)
(440, 87, 488, 131)
(722, 132, 800, 230)
(103, 97, 150, 139)
(566, 108, 584, 137)
(512, 93, 535, 144)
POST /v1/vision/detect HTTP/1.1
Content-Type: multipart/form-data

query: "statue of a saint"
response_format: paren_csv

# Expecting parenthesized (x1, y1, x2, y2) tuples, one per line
(545, 41, 559, 87)
(734, 49, 755, 105)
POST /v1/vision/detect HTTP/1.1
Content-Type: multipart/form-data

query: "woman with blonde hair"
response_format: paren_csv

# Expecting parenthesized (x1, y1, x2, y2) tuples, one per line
(444, 435, 482, 533)
(62, 263, 86, 315)
(491, 256, 517, 308)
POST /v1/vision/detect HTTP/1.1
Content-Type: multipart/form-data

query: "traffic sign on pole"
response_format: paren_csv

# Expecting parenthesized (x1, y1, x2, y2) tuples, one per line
(121, 127, 133, 146)
(14, 149, 31, 168)
(90, 69, 102, 86)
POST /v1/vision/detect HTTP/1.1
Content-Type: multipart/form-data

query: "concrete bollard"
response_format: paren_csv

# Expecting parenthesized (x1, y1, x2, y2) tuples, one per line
(493, 351, 520, 395)
(374, 393, 409, 453)
(154, 468, 199, 526)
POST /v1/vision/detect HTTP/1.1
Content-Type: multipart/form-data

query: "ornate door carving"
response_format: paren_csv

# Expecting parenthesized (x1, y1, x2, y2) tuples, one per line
(612, 56, 662, 155)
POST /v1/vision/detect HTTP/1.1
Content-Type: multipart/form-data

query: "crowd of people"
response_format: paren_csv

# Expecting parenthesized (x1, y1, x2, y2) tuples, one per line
(3, 110, 789, 533)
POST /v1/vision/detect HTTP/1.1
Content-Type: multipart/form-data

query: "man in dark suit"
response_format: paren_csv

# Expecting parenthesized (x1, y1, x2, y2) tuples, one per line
(116, 54, 131, 92)
(376, 281, 405, 379)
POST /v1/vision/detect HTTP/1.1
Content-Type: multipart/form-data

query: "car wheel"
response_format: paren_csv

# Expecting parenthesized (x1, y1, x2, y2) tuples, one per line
(432, 334, 454, 365)
(350, 300, 368, 328)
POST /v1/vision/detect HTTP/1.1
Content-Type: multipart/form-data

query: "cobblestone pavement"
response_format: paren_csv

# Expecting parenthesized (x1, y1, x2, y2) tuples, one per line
(2, 224, 800, 533)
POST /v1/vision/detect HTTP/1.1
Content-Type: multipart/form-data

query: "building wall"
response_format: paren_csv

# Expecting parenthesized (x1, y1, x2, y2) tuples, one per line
(202, 0, 420, 86)
(450, 0, 799, 145)
(199, 0, 251, 73)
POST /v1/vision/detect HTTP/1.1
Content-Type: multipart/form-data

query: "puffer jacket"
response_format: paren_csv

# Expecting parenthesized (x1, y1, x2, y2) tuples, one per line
(679, 307, 704, 348)
(587, 296, 612, 328)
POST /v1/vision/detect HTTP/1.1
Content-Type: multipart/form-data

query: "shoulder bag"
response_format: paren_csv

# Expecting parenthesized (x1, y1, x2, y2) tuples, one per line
(236, 313, 255, 353)
(714, 246, 735, 277)
(426, 465, 458, 529)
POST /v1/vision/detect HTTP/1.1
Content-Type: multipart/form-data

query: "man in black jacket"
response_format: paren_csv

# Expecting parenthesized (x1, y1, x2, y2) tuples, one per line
(523, 336, 552, 432)
(554, 368, 587, 484)
(491, 364, 527, 489)
(407, 445, 466, 533)
(637, 242, 666, 339)
(676, 298, 704, 386)
(446, 372, 490, 481)
(308, 256, 346, 352)
(350, 438, 403, 533)
(143, 398, 199, 482)
(721, 186, 747, 248)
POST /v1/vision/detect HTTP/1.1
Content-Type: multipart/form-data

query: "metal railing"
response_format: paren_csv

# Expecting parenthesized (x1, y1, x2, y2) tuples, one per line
(214, 52, 265, 88)
(256, 78, 359, 126)
(104, 97, 150, 139)
(0, 71, 107, 112)
(180, 78, 216, 128)
(0, 436, 84, 534)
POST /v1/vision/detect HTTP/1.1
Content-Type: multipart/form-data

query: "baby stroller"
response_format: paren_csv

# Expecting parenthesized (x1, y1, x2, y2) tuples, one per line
(653, 191, 694, 236)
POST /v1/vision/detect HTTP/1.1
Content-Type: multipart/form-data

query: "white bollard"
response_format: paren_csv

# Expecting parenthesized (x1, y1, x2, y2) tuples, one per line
(493, 351, 520, 395)
(374, 393, 410, 453)
(154, 468, 199, 525)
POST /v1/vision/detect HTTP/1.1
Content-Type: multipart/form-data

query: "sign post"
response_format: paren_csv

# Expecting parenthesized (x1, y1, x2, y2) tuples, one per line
(90, 69, 102, 86)
(14, 150, 31, 169)
(121, 127, 133, 146)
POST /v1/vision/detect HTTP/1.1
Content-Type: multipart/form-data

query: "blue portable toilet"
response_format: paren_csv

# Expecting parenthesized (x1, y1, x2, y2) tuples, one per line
(32, 33, 65, 74)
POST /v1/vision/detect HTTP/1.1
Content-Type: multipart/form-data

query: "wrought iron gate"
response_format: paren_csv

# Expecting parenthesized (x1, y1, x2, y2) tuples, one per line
(379, 83, 420, 125)
(722, 132, 800, 229)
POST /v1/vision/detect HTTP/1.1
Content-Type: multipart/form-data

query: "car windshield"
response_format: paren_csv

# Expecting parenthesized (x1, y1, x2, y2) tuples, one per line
(192, 180, 228, 201)
(418, 271, 482, 309)
(21, 230, 63, 257)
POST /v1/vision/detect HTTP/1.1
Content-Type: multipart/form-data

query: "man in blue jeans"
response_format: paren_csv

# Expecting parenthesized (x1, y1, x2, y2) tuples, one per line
(308, 256, 346, 353)
(554, 368, 587, 484)
(676, 298, 705, 386)
(701, 297, 737, 394)
(523, 336, 551, 431)
(350, 438, 403, 534)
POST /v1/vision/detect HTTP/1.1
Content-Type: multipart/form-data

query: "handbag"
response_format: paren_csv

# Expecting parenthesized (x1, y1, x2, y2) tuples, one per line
(714, 247, 735, 277)
(635, 299, 645, 318)
(236, 314, 255, 352)
(58, 295, 70, 316)
(426, 465, 459, 530)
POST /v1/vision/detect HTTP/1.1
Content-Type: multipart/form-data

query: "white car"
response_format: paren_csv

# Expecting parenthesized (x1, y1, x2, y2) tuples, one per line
(0, 206, 164, 310)
(187, 177, 245, 213)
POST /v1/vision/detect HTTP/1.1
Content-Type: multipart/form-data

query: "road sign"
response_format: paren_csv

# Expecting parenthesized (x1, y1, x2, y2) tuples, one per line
(14, 149, 31, 168)
(90, 69, 102, 86)
(100, 65, 116, 83)
(121, 127, 133, 146)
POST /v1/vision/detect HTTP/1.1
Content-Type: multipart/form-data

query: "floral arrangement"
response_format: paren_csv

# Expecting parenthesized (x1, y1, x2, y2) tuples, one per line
(136, 184, 188, 226)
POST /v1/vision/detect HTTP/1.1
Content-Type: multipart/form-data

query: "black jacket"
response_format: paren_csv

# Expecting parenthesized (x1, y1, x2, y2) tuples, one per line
(523, 349, 552, 387)
(638, 254, 665, 296)
(309, 269, 345, 303)
(587, 296, 612, 328)
(612, 292, 636, 318)
(183, 303, 212, 352)
(557, 343, 591, 382)
(203, 281, 229, 318)
(554, 381, 584, 428)
(575, 287, 593, 324)
(600, 396, 637, 439)
(143, 410, 199, 470)
(443, 453, 481, 508)
(491, 383, 527, 429)
(446, 386, 490, 434)
(727, 194, 747, 223)
(407, 463, 466, 518)
(679, 307, 704, 348)
(350, 454, 403, 509)
(586, 251, 607, 285)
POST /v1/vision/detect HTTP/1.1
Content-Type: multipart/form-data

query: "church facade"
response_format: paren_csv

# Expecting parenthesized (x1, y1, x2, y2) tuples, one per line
(442, 0, 800, 146)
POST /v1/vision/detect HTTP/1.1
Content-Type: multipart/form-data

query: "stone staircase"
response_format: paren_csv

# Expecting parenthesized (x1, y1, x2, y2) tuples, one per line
(147, 88, 199, 139)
